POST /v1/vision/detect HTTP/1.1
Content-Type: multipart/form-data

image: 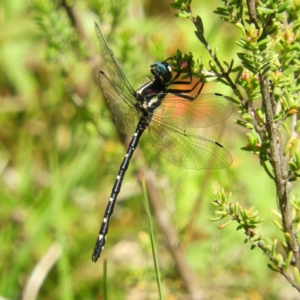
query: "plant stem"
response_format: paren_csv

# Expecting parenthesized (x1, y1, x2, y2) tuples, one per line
(246, 0, 300, 268)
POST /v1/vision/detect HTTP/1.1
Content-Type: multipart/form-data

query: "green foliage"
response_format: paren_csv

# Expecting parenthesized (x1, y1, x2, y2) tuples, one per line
(32, 0, 88, 62)
(210, 189, 263, 234)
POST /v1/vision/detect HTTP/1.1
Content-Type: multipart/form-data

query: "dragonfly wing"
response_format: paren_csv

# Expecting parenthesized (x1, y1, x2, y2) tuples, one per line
(95, 23, 135, 106)
(148, 120, 232, 169)
(99, 72, 140, 135)
(153, 93, 233, 128)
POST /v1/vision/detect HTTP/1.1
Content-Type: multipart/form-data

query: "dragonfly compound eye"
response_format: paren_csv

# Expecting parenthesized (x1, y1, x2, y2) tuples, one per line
(150, 62, 172, 83)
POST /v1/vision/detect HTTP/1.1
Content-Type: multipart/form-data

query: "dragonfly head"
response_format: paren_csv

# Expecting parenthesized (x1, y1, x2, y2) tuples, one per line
(150, 62, 172, 84)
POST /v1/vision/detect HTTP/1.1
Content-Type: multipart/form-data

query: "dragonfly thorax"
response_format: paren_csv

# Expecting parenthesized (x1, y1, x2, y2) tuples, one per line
(135, 80, 165, 113)
(134, 61, 172, 113)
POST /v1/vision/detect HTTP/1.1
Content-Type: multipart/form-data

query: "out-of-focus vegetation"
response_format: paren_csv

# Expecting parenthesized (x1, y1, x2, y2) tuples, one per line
(1, 0, 300, 299)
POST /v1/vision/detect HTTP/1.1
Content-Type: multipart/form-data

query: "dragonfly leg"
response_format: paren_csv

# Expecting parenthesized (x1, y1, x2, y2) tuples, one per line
(163, 56, 205, 100)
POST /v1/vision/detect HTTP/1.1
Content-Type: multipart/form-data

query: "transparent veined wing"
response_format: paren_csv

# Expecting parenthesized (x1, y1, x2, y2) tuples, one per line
(95, 23, 136, 107)
(99, 72, 140, 135)
(148, 120, 232, 169)
(152, 93, 233, 128)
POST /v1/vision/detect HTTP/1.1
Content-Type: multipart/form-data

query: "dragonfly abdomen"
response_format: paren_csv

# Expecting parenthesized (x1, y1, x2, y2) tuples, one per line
(92, 121, 146, 261)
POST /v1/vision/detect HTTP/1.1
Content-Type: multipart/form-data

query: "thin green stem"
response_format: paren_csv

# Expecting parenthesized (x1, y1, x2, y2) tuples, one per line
(141, 174, 163, 300)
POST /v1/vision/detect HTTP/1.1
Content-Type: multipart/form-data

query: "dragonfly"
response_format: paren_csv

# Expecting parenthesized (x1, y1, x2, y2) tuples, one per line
(92, 22, 233, 262)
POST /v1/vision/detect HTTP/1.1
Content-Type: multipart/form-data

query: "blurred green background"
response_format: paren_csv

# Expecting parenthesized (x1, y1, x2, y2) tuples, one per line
(1, 0, 300, 299)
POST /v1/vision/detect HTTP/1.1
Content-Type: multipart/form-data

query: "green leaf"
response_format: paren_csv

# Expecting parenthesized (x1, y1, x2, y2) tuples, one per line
(277, 0, 292, 13)
(196, 15, 204, 34)
(284, 251, 293, 272)
(294, 267, 300, 285)
(257, 7, 275, 14)
(236, 39, 254, 51)
(267, 264, 280, 272)
(214, 7, 230, 17)
(219, 219, 233, 229)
